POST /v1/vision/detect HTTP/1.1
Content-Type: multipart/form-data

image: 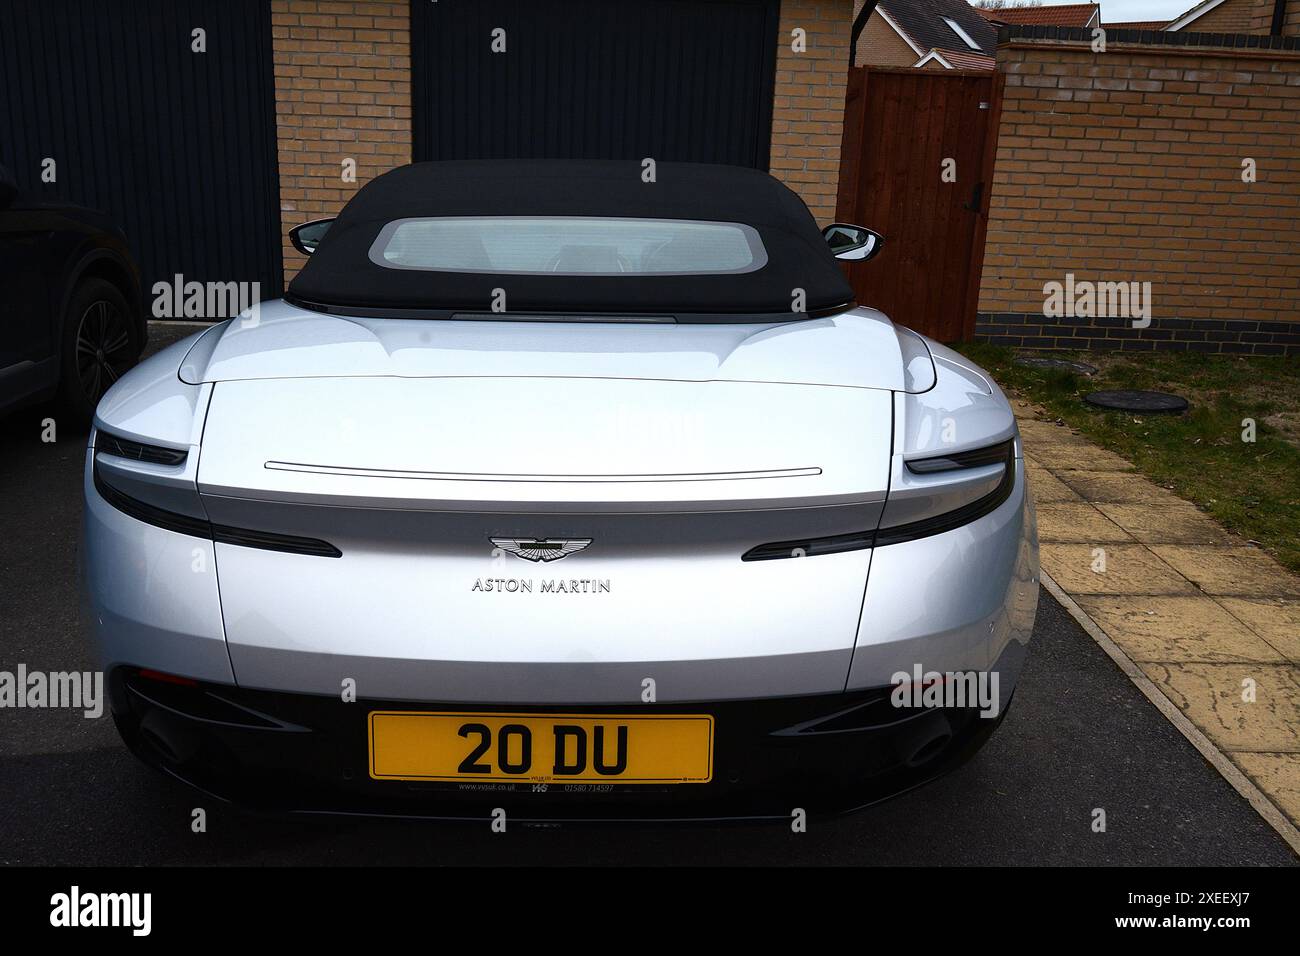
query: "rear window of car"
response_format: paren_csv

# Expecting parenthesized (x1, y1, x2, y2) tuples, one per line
(368, 216, 767, 276)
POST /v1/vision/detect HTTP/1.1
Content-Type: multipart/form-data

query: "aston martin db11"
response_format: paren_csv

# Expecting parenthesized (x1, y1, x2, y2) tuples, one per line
(82, 160, 1038, 820)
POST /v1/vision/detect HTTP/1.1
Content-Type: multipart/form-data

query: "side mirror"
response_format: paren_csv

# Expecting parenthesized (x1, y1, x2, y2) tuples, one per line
(0, 165, 19, 210)
(289, 217, 335, 255)
(823, 223, 884, 262)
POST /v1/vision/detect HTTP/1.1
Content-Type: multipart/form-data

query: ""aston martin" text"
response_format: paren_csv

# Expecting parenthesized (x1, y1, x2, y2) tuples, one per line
(471, 578, 611, 593)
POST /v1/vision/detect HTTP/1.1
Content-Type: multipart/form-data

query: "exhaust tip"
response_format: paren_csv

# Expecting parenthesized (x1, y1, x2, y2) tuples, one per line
(893, 711, 955, 769)
(903, 731, 953, 769)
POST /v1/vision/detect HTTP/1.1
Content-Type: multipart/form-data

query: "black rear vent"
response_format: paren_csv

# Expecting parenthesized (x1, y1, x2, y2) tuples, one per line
(126, 671, 302, 731)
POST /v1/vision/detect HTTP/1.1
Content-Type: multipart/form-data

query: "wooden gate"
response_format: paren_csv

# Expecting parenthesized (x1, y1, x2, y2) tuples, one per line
(836, 67, 1003, 343)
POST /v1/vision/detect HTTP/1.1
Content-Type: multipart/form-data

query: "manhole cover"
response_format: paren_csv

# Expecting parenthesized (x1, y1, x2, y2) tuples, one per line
(1014, 356, 1098, 375)
(1084, 390, 1189, 414)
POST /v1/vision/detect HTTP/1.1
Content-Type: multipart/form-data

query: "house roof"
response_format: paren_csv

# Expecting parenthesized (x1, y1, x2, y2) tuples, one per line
(877, 0, 999, 57)
(975, 3, 1101, 28)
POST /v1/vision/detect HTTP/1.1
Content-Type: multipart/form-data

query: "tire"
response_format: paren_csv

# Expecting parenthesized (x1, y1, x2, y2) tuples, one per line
(57, 277, 139, 426)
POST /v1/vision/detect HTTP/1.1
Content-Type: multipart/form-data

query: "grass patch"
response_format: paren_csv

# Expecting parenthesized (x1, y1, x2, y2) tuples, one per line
(953, 343, 1300, 575)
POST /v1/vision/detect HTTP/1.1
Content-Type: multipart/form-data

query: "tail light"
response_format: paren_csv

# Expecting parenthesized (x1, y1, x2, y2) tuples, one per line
(874, 439, 1016, 546)
(91, 429, 341, 558)
(742, 438, 1016, 561)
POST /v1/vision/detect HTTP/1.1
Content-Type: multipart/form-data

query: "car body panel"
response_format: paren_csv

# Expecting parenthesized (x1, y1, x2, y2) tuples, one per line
(95, 330, 211, 448)
(80, 451, 234, 685)
(215, 541, 871, 703)
(880, 340, 1019, 530)
(195, 375, 893, 511)
(178, 300, 936, 393)
(848, 459, 1037, 691)
(193, 371, 892, 702)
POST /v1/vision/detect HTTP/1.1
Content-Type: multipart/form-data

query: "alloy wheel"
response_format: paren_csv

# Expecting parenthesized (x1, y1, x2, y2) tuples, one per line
(75, 299, 133, 406)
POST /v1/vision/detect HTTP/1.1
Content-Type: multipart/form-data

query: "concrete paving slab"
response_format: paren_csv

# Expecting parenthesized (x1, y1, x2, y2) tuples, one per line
(1216, 598, 1300, 664)
(1025, 465, 1082, 503)
(1140, 662, 1300, 753)
(1149, 546, 1300, 599)
(1036, 503, 1133, 543)
(1040, 543, 1198, 595)
(1055, 472, 1182, 503)
(1025, 443, 1136, 472)
(1073, 595, 1286, 664)
(1092, 502, 1239, 545)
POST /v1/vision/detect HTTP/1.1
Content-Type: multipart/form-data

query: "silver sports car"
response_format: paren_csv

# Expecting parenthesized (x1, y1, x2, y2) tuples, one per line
(82, 161, 1038, 821)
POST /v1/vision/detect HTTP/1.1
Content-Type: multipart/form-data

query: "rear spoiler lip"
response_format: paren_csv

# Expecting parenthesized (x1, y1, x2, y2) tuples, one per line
(280, 291, 857, 324)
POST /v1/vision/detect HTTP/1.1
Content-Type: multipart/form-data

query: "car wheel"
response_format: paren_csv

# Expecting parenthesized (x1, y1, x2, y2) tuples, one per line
(58, 278, 138, 425)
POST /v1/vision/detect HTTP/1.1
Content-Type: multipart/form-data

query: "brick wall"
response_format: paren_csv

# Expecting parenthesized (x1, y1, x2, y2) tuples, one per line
(853, 7, 921, 68)
(1181, 0, 1261, 32)
(1247, 0, 1299, 32)
(271, 0, 411, 282)
(977, 32, 1300, 355)
(770, 0, 854, 225)
(1173, 0, 1299, 35)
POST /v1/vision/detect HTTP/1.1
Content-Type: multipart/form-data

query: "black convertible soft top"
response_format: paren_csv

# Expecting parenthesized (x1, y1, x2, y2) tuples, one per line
(287, 160, 854, 318)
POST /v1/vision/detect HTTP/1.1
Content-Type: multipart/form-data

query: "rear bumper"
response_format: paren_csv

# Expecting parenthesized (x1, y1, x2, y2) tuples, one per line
(111, 667, 1011, 822)
(83, 445, 1038, 820)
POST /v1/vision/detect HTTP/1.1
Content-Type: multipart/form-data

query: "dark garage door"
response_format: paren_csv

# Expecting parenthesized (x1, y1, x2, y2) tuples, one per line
(412, 0, 780, 169)
(0, 0, 283, 303)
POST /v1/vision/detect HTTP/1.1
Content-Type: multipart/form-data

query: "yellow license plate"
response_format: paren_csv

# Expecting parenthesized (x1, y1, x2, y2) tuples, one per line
(368, 711, 714, 784)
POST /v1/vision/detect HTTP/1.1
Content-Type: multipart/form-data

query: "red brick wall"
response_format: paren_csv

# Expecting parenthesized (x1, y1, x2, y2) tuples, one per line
(1180, 0, 1260, 32)
(979, 38, 1300, 338)
(1245, 0, 1295, 32)
(271, 0, 411, 282)
(1171, 0, 1298, 34)
(770, 0, 854, 225)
